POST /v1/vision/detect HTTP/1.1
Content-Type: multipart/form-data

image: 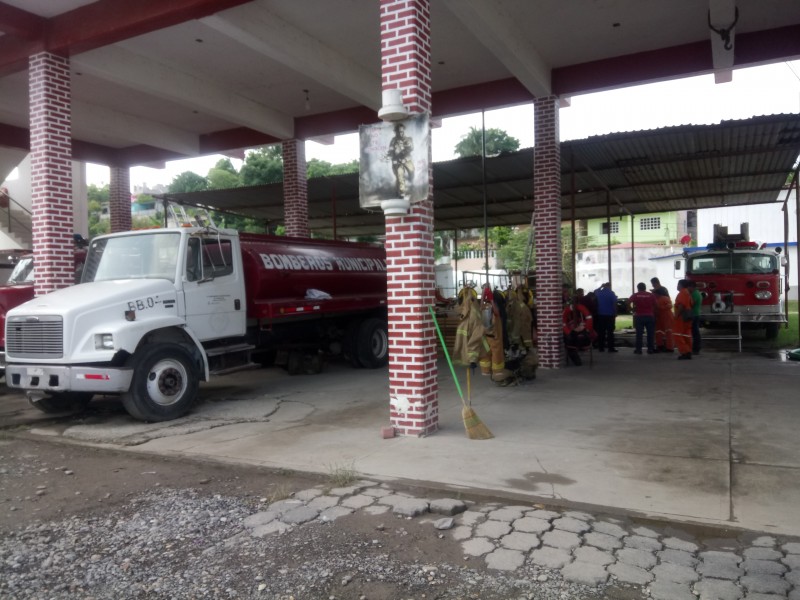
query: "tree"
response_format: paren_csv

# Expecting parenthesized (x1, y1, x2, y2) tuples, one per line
(496, 228, 534, 272)
(454, 127, 520, 158)
(169, 171, 208, 193)
(307, 158, 359, 179)
(240, 146, 283, 186)
(207, 158, 241, 190)
(87, 184, 110, 238)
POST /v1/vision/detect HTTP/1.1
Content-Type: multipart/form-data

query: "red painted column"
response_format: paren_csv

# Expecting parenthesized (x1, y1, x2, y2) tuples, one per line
(533, 96, 564, 368)
(381, 0, 438, 437)
(109, 166, 132, 233)
(29, 52, 74, 297)
(283, 139, 309, 237)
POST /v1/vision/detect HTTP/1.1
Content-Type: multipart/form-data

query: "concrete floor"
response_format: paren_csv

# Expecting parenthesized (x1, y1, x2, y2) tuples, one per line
(2, 346, 799, 537)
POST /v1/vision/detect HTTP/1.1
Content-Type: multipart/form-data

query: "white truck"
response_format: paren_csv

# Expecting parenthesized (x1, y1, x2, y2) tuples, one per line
(4, 224, 388, 421)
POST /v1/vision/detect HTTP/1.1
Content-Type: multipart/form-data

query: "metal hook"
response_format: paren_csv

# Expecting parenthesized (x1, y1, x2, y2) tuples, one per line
(708, 7, 739, 51)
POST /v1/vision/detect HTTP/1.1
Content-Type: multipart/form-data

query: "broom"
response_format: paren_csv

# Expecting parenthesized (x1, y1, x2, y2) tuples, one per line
(429, 305, 494, 440)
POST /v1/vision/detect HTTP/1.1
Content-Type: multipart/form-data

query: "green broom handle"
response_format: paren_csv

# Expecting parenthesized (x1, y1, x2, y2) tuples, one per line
(428, 305, 464, 401)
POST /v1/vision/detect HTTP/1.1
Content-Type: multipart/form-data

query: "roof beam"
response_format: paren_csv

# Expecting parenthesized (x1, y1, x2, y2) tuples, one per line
(73, 45, 294, 139)
(0, 0, 252, 78)
(0, 1, 45, 39)
(202, 4, 380, 110)
(72, 102, 200, 157)
(553, 24, 800, 97)
(443, 0, 552, 98)
(708, 0, 737, 83)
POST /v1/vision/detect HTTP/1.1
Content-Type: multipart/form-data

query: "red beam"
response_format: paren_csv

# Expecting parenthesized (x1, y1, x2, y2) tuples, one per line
(48, 0, 255, 56)
(0, 1, 45, 39)
(199, 127, 279, 154)
(433, 78, 534, 115)
(0, 122, 29, 150)
(553, 25, 800, 97)
(0, 0, 254, 77)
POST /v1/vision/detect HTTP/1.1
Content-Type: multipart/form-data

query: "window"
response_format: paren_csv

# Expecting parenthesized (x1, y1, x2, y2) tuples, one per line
(640, 217, 661, 231)
(601, 221, 620, 235)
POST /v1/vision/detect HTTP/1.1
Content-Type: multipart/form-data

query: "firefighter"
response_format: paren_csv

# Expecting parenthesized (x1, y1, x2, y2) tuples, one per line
(453, 285, 490, 372)
(673, 279, 694, 360)
(480, 285, 514, 385)
(562, 298, 595, 366)
(506, 286, 538, 379)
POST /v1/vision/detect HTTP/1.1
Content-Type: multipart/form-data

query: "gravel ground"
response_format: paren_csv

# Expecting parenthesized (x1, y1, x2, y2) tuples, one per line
(0, 437, 642, 600)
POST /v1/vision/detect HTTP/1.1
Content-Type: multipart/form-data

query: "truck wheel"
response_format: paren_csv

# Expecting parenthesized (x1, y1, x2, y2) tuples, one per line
(765, 323, 780, 339)
(286, 350, 303, 375)
(343, 320, 363, 368)
(29, 392, 93, 414)
(122, 344, 198, 422)
(356, 317, 389, 369)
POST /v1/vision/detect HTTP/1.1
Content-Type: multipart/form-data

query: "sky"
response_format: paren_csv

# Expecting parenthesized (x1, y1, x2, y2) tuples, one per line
(85, 60, 800, 189)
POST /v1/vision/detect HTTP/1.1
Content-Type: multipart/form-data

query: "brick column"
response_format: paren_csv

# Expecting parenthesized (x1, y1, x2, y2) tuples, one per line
(109, 166, 132, 233)
(381, 0, 438, 437)
(533, 96, 563, 368)
(283, 139, 309, 237)
(29, 52, 74, 297)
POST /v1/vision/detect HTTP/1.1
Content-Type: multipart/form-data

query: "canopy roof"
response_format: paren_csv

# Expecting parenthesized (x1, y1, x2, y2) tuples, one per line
(166, 113, 800, 237)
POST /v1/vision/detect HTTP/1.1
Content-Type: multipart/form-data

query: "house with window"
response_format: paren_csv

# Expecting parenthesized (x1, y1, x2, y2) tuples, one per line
(576, 211, 693, 249)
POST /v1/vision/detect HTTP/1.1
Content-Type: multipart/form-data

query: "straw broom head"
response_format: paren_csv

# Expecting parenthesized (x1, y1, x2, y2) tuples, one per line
(462, 405, 494, 440)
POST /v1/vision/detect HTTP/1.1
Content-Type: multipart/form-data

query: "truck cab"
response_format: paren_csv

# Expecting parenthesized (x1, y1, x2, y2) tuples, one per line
(5, 226, 246, 421)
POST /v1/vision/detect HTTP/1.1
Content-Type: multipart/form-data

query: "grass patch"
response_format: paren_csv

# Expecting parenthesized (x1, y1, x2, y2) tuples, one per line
(266, 484, 292, 503)
(327, 462, 359, 488)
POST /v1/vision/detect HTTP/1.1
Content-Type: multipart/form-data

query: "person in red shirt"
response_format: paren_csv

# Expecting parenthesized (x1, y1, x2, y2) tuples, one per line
(562, 299, 595, 366)
(628, 282, 656, 354)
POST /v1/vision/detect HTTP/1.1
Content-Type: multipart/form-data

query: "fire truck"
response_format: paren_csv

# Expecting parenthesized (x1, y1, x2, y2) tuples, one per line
(4, 216, 388, 422)
(683, 223, 788, 339)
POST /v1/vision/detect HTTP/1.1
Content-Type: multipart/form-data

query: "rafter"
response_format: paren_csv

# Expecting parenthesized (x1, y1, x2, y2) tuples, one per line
(202, 4, 380, 110)
(0, 1, 45, 39)
(73, 46, 294, 139)
(443, 0, 552, 98)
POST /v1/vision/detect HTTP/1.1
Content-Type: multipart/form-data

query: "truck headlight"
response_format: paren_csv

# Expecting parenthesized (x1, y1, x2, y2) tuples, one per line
(95, 333, 115, 350)
(754, 291, 772, 300)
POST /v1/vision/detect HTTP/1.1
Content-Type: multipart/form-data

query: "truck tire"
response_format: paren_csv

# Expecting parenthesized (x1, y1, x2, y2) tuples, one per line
(343, 320, 363, 368)
(122, 344, 199, 422)
(356, 317, 389, 369)
(765, 323, 780, 339)
(29, 392, 93, 414)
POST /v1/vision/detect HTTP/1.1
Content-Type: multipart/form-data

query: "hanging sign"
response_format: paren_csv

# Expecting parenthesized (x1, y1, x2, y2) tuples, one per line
(358, 112, 430, 209)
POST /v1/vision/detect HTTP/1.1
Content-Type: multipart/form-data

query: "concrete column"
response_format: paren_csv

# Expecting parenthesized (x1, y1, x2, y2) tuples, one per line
(381, 0, 438, 437)
(109, 166, 132, 233)
(29, 52, 74, 296)
(533, 95, 563, 368)
(282, 139, 309, 237)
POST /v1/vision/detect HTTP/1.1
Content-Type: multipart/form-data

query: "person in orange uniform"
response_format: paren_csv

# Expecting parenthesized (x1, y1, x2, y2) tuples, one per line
(653, 287, 675, 353)
(673, 279, 694, 360)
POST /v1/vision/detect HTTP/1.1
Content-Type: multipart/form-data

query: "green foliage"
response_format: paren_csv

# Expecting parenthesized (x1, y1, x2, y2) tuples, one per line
(169, 171, 208, 193)
(87, 183, 109, 204)
(307, 158, 358, 178)
(207, 168, 240, 190)
(496, 228, 533, 271)
(454, 127, 520, 158)
(240, 146, 284, 186)
(489, 226, 513, 248)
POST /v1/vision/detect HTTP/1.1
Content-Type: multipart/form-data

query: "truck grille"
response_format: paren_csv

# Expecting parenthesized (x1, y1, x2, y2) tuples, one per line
(6, 315, 63, 359)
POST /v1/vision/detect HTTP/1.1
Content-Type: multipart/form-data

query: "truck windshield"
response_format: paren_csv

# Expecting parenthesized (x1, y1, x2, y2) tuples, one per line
(6, 256, 34, 285)
(82, 232, 181, 283)
(688, 252, 778, 275)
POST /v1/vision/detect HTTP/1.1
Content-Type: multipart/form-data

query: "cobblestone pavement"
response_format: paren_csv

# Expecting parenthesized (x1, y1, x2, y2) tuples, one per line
(252, 480, 800, 600)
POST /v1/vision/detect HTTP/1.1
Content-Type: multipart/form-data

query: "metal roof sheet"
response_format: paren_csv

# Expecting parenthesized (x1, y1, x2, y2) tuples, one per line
(166, 113, 800, 237)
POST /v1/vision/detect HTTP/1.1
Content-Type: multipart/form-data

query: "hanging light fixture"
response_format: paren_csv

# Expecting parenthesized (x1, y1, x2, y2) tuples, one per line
(303, 89, 310, 111)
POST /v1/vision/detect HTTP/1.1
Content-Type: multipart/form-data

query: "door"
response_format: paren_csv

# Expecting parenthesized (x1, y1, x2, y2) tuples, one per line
(182, 235, 246, 341)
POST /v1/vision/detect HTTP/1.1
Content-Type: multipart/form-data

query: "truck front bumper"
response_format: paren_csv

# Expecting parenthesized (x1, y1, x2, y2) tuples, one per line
(5, 364, 133, 394)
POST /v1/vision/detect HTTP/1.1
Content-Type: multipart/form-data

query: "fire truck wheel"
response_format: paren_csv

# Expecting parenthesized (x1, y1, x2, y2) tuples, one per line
(286, 350, 303, 375)
(765, 323, 779, 339)
(356, 317, 389, 369)
(343, 320, 363, 368)
(29, 392, 93, 414)
(122, 344, 199, 422)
